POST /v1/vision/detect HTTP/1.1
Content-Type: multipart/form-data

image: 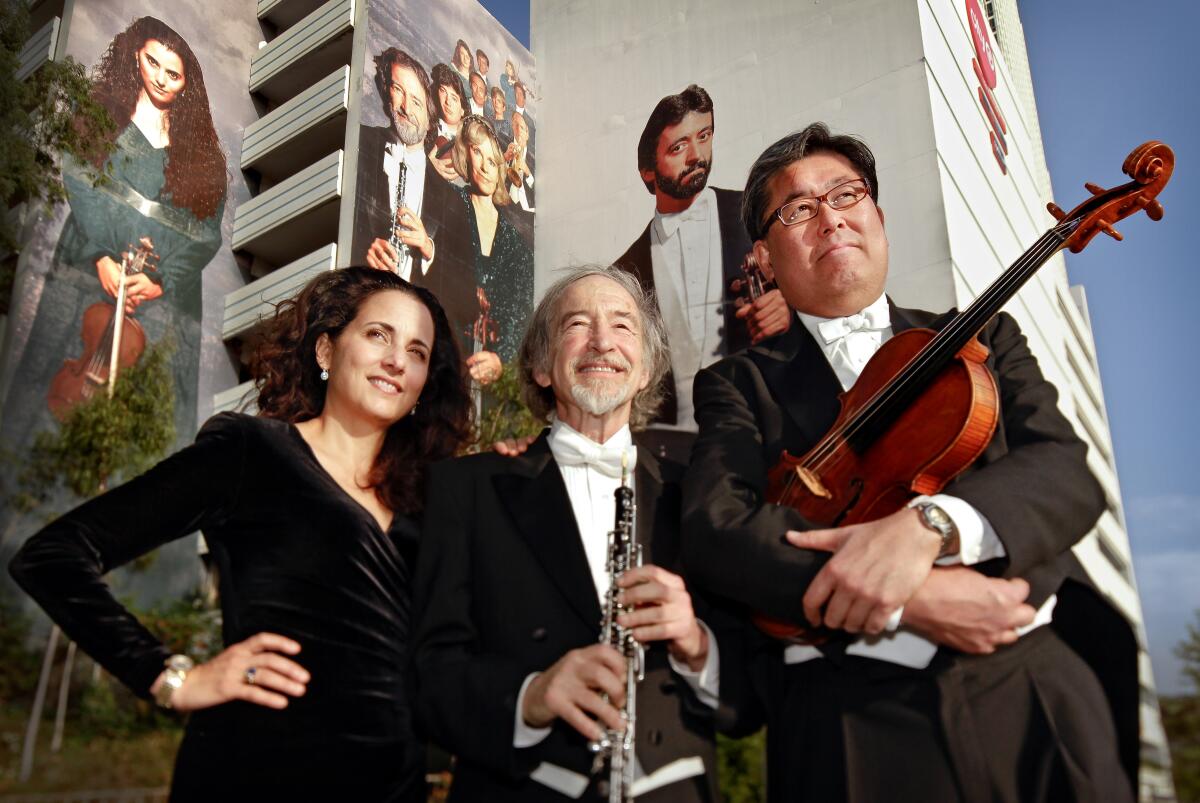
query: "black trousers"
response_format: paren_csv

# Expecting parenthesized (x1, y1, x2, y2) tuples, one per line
(764, 626, 1133, 803)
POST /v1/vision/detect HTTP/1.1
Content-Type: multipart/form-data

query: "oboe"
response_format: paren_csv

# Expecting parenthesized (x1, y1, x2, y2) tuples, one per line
(388, 161, 409, 273)
(589, 455, 642, 803)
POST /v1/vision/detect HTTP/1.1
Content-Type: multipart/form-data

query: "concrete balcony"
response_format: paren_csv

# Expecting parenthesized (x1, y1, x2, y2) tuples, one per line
(223, 244, 337, 341)
(241, 67, 349, 181)
(259, 0, 329, 30)
(17, 17, 59, 80)
(212, 380, 258, 416)
(249, 0, 354, 105)
(231, 150, 343, 266)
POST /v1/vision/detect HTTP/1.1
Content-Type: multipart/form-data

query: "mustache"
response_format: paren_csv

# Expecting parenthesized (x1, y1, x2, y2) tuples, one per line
(570, 352, 632, 373)
(679, 160, 711, 181)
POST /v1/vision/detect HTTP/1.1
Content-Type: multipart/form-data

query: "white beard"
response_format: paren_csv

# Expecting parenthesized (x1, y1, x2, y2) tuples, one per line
(392, 111, 426, 147)
(569, 378, 634, 416)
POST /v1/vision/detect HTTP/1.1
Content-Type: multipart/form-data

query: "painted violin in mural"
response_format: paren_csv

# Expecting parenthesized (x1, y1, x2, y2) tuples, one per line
(755, 141, 1175, 643)
(46, 242, 155, 420)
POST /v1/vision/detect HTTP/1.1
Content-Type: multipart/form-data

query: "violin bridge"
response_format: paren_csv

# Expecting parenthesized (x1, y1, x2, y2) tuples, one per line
(795, 467, 832, 499)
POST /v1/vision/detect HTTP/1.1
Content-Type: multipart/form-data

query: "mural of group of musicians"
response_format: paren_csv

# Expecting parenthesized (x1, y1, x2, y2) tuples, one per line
(0, 0, 781, 539)
(352, 4, 536, 386)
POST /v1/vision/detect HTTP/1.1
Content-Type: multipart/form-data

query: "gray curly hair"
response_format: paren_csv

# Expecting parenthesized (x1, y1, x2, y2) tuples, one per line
(518, 266, 670, 430)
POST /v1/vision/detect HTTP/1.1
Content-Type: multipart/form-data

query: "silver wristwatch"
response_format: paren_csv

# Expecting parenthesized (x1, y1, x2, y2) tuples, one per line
(912, 501, 959, 559)
(154, 654, 194, 709)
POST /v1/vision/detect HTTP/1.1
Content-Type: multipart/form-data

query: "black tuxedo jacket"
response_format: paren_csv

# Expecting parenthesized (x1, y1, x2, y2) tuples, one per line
(616, 187, 754, 425)
(411, 434, 760, 802)
(352, 125, 476, 342)
(680, 303, 1139, 781)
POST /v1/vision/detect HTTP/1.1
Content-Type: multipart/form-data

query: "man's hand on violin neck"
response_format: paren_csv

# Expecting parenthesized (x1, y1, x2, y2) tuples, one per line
(785, 508, 942, 635)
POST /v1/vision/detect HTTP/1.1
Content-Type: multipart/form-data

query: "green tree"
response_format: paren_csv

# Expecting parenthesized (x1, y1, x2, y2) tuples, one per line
(469, 362, 543, 451)
(1, 1, 115, 308)
(718, 730, 766, 803)
(11, 338, 176, 512)
(1165, 612, 1200, 802)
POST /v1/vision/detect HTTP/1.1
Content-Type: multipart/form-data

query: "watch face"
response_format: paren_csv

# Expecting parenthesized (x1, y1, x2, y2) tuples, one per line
(166, 655, 194, 672)
(927, 506, 951, 528)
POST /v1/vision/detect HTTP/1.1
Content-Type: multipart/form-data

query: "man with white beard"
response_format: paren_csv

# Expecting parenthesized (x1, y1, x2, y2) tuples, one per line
(411, 267, 759, 802)
(352, 47, 474, 348)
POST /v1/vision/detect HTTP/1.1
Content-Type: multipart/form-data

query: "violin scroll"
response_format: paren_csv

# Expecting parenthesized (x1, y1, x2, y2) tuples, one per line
(1052, 141, 1173, 254)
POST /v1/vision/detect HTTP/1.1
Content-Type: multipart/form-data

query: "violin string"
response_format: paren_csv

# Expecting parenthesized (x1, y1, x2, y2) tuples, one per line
(813, 229, 1065, 466)
(88, 308, 119, 377)
(802, 228, 1069, 477)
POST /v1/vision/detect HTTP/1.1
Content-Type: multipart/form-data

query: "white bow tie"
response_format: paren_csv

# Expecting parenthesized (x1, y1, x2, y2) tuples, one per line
(816, 307, 889, 344)
(659, 202, 709, 239)
(549, 431, 636, 479)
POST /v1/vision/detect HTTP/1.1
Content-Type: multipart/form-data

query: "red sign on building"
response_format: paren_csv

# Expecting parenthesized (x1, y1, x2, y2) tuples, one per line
(966, 0, 1008, 175)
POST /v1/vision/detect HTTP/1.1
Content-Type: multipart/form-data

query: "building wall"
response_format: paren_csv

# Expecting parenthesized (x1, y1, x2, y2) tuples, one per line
(533, 0, 1172, 797)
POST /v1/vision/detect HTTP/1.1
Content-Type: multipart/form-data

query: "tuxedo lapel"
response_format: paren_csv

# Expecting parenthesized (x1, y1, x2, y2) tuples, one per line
(492, 437, 602, 631)
(715, 188, 754, 354)
(752, 324, 843, 449)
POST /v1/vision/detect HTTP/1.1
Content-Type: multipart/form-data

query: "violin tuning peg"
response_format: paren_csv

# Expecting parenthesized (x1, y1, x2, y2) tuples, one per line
(1046, 202, 1066, 221)
(1144, 199, 1164, 222)
(1084, 182, 1106, 196)
(1099, 222, 1124, 241)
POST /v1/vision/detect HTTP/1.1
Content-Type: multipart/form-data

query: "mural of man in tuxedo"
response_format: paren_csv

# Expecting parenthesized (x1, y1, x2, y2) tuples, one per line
(616, 85, 790, 462)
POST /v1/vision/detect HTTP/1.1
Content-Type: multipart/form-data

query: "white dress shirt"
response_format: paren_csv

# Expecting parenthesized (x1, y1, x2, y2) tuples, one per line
(648, 186, 725, 431)
(382, 141, 429, 282)
(784, 294, 1055, 668)
(513, 419, 720, 798)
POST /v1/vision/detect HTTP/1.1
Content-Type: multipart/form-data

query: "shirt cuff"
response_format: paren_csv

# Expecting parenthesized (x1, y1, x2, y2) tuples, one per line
(421, 236, 435, 274)
(666, 620, 720, 709)
(513, 672, 553, 748)
(914, 494, 1005, 566)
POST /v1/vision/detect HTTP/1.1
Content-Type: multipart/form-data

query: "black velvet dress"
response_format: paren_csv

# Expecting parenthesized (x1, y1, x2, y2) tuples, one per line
(9, 413, 424, 801)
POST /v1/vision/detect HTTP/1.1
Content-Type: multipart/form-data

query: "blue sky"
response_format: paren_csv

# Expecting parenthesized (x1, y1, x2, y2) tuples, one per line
(1021, 0, 1200, 696)
(481, 0, 1200, 695)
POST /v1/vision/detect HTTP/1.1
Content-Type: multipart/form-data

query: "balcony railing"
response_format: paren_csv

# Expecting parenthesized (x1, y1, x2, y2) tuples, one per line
(249, 0, 353, 104)
(17, 17, 59, 80)
(212, 380, 257, 416)
(222, 244, 337, 340)
(231, 150, 343, 266)
(241, 67, 349, 180)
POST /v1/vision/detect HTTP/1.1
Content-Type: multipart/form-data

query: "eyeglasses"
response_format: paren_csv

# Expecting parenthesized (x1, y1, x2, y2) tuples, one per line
(762, 179, 871, 236)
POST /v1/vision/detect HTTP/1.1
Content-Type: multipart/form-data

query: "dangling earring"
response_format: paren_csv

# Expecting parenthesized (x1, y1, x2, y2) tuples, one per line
(320, 368, 329, 381)
(409, 401, 418, 416)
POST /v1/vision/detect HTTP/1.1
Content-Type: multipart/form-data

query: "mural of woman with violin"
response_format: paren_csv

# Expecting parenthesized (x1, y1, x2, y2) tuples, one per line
(2, 15, 226, 457)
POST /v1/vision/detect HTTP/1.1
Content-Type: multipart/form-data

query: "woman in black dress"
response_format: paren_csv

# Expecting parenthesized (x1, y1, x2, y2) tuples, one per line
(452, 115, 534, 369)
(9, 267, 472, 801)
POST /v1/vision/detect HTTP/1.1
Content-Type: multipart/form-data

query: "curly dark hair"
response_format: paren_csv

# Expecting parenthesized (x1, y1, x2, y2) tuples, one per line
(430, 62, 468, 126)
(250, 267, 473, 514)
(87, 17, 227, 221)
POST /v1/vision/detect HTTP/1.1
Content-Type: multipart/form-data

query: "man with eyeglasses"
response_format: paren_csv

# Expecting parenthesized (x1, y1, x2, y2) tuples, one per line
(681, 123, 1136, 802)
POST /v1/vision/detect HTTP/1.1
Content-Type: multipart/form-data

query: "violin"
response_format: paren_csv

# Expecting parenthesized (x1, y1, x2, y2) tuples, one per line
(730, 250, 775, 303)
(754, 141, 1174, 642)
(47, 243, 155, 420)
(465, 285, 500, 417)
